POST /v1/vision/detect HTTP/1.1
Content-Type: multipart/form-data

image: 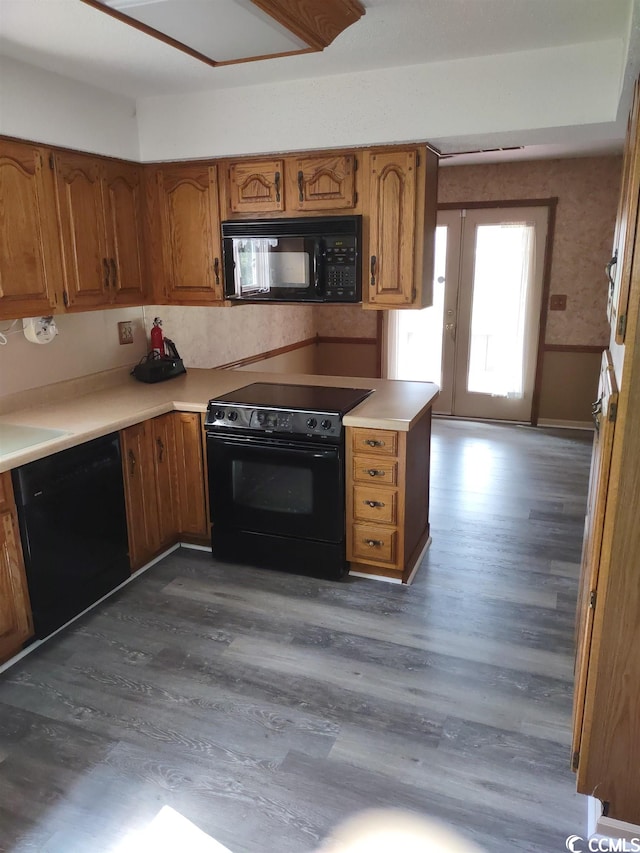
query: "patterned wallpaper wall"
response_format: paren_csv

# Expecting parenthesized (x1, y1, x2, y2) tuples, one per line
(438, 156, 622, 346)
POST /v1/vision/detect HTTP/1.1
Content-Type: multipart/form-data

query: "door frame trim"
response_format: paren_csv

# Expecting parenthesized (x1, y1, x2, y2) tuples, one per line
(439, 197, 558, 425)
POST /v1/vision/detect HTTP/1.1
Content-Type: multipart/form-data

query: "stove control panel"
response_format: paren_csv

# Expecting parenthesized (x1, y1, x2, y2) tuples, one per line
(205, 404, 342, 440)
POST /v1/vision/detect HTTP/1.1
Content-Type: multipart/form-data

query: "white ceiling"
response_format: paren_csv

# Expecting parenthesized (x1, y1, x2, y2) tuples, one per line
(0, 0, 639, 162)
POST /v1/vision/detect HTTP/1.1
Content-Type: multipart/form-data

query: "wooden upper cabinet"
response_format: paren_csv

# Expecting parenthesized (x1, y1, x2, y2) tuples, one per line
(225, 158, 285, 214)
(607, 78, 640, 343)
(364, 147, 437, 309)
(0, 473, 34, 663)
(54, 151, 110, 309)
(287, 154, 356, 211)
(102, 160, 146, 305)
(0, 140, 63, 319)
(156, 163, 223, 303)
(55, 153, 147, 310)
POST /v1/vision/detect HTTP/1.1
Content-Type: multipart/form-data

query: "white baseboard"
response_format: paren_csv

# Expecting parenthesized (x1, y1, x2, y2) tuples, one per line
(179, 542, 212, 552)
(537, 418, 593, 430)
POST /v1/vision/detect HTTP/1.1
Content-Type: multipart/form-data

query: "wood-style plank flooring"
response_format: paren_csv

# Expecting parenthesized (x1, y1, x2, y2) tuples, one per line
(0, 418, 593, 852)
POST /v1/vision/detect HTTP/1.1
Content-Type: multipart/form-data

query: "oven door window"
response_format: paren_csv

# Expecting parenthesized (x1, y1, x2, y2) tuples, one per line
(229, 237, 318, 298)
(209, 437, 343, 543)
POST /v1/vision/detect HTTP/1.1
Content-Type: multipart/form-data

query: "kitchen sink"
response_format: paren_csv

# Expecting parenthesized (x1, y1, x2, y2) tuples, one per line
(0, 423, 70, 456)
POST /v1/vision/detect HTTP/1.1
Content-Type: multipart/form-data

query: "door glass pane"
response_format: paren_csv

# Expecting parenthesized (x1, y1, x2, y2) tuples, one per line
(394, 224, 447, 383)
(232, 237, 310, 294)
(467, 223, 534, 398)
(232, 459, 313, 514)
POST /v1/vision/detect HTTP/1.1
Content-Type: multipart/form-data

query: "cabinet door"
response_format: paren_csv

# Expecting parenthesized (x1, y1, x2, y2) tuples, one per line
(367, 149, 418, 307)
(0, 140, 63, 318)
(174, 412, 208, 539)
(0, 474, 34, 663)
(225, 158, 285, 214)
(103, 160, 146, 305)
(288, 154, 356, 211)
(121, 422, 161, 569)
(55, 151, 110, 309)
(572, 350, 618, 772)
(151, 414, 180, 547)
(607, 78, 640, 343)
(157, 164, 223, 303)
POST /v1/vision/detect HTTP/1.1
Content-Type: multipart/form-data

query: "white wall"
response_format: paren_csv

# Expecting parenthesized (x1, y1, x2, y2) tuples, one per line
(0, 308, 146, 399)
(0, 56, 139, 159)
(136, 39, 623, 161)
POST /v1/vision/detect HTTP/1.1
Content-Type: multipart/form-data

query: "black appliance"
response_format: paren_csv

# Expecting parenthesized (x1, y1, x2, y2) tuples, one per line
(222, 215, 362, 303)
(205, 383, 373, 579)
(11, 432, 130, 639)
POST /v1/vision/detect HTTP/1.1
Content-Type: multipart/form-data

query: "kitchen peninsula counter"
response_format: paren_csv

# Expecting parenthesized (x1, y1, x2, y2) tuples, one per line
(0, 369, 439, 474)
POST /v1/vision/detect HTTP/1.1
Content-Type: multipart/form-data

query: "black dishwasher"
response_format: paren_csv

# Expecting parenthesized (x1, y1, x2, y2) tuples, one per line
(11, 432, 130, 639)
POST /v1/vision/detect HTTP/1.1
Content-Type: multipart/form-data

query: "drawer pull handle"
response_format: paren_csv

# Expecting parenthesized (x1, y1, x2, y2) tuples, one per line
(365, 539, 383, 547)
(128, 449, 136, 477)
(367, 469, 385, 477)
(364, 500, 384, 508)
(364, 439, 384, 447)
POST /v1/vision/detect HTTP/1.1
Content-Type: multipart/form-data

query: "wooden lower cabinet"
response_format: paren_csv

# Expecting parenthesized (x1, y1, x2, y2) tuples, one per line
(0, 473, 34, 664)
(121, 412, 209, 570)
(346, 412, 431, 582)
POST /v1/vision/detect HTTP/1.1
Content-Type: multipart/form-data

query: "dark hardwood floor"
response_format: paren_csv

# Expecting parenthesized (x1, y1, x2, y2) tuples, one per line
(0, 418, 593, 852)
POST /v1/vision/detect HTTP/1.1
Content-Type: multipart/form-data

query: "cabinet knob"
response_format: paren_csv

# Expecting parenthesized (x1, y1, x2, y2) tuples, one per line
(364, 439, 383, 447)
(367, 469, 385, 477)
(365, 539, 383, 547)
(364, 500, 384, 508)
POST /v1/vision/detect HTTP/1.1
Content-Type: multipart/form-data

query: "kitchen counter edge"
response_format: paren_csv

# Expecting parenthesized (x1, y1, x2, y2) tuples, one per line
(0, 368, 440, 473)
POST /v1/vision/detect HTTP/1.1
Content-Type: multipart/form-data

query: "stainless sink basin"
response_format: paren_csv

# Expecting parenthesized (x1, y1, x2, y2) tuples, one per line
(0, 423, 70, 456)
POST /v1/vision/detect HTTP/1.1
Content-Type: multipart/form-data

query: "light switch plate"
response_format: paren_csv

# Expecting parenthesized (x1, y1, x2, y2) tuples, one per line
(118, 321, 134, 345)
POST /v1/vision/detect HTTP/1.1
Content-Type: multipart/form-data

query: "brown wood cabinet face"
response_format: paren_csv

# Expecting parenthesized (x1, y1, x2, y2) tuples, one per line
(55, 151, 110, 309)
(367, 149, 418, 306)
(0, 140, 63, 319)
(0, 474, 33, 664)
(120, 421, 161, 570)
(103, 160, 146, 305)
(572, 351, 618, 770)
(157, 165, 223, 303)
(151, 414, 180, 547)
(226, 159, 285, 214)
(174, 412, 208, 540)
(608, 79, 640, 343)
(288, 154, 356, 211)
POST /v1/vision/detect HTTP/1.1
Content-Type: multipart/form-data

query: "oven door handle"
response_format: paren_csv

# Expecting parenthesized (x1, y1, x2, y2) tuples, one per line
(207, 433, 339, 457)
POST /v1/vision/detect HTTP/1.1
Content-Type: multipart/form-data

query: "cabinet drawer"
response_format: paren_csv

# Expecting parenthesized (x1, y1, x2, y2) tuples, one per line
(351, 524, 398, 565)
(353, 485, 397, 525)
(351, 428, 398, 456)
(352, 456, 398, 486)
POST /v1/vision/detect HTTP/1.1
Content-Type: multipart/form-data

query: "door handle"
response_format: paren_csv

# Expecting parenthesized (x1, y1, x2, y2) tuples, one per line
(591, 397, 603, 434)
(274, 170, 281, 203)
(103, 258, 110, 289)
(156, 437, 164, 463)
(297, 170, 304, 203)
(370, 255, 377, 288)
(109, 258, 117, 290)
(128, 449, 136, 476)
(214, 257, 220, 286)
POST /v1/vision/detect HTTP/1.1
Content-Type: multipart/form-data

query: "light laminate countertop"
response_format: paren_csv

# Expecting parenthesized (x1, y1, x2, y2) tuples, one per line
(0, 368, 439, 473)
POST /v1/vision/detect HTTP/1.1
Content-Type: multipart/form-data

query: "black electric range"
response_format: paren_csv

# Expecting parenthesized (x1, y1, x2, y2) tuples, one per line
(204, 382, 374, 579)
(205, 382, 374, 443)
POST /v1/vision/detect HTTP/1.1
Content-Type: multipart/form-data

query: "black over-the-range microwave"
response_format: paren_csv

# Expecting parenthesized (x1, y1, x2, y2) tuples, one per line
(221, 215, 362, 303)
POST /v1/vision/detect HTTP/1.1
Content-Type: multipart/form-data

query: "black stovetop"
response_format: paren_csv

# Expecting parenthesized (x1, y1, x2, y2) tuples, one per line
(211, 383, 373, 415)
